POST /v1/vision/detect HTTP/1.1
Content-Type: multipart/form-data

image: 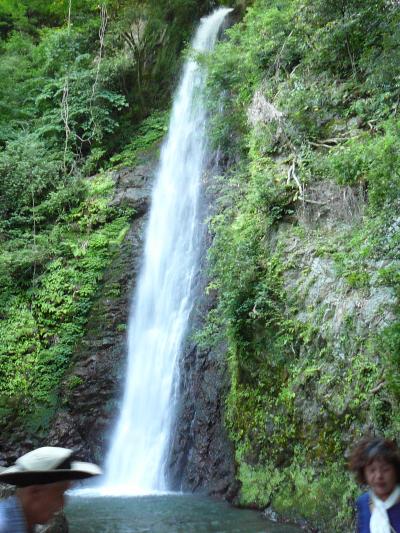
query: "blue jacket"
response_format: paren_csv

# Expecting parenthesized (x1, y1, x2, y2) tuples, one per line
(0, 496, 28, 533)
(357, 492, 400, 533)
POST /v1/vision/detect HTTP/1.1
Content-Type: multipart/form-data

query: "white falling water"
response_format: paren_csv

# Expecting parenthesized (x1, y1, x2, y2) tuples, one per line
(104, 8, 232, 494)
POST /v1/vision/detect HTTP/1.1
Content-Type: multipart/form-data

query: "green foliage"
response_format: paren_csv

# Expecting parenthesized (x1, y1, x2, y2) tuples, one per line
(0, 0, 214, 431)
(33, 25, 128, 166)
(0, 1, 235, 253)
(272, 457, 358, 530)
(0, 0, 100, 35)
(300, 0, 391, 78)
(200, 0, 400, 529)
(0, 134, 64, 229)
(206, 0, 301, 155)
(317, 120, 400, 213)
(109, 110, 169, 169)
(0, 32, 38, 141)
(0, 174, 130, 417)
(66, 375, 84, 390)
(0, 0, 201, 174)
(238, 459, 285, 508)
(206, 158, 301, 466)
(373, 261, 400, 433)
(207, 0, 400, 155)
(204, 163, 386, 527)
(101, 0, 213, 122)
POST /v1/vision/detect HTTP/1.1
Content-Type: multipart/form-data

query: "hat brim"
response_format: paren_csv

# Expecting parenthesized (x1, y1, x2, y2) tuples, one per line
(0, 461, 102, 487)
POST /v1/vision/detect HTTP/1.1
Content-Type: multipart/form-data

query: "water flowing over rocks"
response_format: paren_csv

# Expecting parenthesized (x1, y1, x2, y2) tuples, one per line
(102, 8, 235, 492)
(0, 9, 240, 502)
(0, 155, 238, 519)
(0, 159, 397, 509)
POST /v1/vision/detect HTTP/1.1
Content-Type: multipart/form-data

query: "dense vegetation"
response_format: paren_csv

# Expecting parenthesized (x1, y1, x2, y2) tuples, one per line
(198, 0, 400, 529)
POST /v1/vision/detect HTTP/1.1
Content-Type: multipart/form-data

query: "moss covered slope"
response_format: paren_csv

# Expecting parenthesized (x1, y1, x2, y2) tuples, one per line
(200, 0, 400, 529)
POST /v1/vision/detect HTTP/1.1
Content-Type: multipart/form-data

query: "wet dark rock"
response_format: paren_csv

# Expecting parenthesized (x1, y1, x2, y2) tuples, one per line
(167, 336, 238, 500)
(166, 240, 238, 500)
(263, 506, 279, 522)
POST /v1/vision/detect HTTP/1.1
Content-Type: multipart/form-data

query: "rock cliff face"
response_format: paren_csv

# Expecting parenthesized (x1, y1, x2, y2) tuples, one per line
(166, 266, 238, 500)
(165, 165, 238, 500)
(46, 163, 155, 464)
(167, 340, 238, 500)
(205, 169, 400, 529)
(274, 182, 398, 448)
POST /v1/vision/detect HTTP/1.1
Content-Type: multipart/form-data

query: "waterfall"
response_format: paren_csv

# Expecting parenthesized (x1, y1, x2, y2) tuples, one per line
(104, 8, 232, 494)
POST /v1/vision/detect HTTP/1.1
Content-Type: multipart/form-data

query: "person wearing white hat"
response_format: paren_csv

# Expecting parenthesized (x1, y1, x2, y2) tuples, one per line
(0, 446, 102, 533)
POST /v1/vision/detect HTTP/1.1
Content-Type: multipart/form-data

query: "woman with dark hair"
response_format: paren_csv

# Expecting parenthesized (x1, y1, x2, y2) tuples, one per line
(349, 437, 400, 533)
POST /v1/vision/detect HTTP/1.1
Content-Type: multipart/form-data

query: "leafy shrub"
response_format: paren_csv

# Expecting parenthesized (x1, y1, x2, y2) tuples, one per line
(109, 110, 169, 169)
(0, 134, 63, 230)
(321, 120, 400, 212)
(273, 459, 357, 531)
(0, 174, 130, 416)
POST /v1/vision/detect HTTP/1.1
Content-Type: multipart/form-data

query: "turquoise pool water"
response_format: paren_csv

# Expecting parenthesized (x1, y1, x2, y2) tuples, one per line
(66, 494, 301, 533)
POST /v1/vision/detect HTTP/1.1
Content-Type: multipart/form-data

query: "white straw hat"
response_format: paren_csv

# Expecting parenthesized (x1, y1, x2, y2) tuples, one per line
(0, 447, 102, 487)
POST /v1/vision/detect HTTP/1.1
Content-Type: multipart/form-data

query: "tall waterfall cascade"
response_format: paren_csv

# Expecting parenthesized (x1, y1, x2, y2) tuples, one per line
(103, 8, 232, 494)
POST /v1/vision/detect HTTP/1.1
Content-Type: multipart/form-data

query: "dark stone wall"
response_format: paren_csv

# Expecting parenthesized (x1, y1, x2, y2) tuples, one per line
(165, 170, 239, 500)
(166, 335, 238, 500)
